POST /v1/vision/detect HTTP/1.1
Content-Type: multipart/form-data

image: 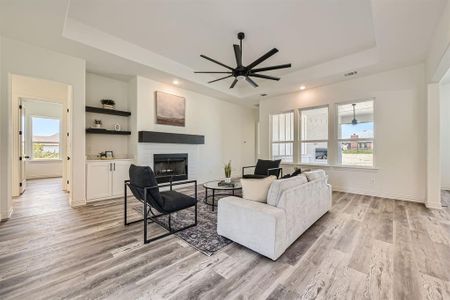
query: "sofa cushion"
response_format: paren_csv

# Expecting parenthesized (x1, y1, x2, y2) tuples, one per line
(254, 159, 281, 176)
(304, 169, 326, 181)
(267, 174, 308, 206)
(241, 176, 276, 203)
(160, 190, 197, 212)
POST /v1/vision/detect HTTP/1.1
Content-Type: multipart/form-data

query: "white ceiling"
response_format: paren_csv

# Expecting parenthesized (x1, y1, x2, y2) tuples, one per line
(0, 0, 447, 105)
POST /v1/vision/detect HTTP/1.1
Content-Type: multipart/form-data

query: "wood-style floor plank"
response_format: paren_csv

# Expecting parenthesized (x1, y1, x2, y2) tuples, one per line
(1, 178, 450, 299)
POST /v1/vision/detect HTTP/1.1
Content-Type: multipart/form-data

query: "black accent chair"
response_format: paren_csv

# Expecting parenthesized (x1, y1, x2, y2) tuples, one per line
(242, 159, 283, 179)
(124, 164, 198, 244)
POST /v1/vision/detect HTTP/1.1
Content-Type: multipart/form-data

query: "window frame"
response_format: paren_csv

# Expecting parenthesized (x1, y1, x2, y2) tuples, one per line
(299, 105, 330, 165)
(30, 115, 62, 160)
(335, 98, 375, 167)
(270, 110, 295, 163)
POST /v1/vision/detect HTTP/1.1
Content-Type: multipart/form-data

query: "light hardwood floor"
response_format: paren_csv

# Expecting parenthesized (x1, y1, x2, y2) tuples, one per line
(1, 178, 450, 299)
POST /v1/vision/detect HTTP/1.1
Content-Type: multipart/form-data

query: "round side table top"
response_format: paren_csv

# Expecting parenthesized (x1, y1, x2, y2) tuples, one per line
(203, 180, 242, 190)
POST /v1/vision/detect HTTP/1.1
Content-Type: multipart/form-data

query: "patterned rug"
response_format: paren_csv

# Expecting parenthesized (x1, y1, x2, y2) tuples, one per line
(134, 188, 239, 256)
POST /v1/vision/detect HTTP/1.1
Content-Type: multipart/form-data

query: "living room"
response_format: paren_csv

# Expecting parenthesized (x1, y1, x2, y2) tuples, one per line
(1, 0, 450, 299)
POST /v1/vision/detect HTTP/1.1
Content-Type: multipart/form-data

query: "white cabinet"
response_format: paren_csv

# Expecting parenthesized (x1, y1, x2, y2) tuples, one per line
(112, 160, 131, 197)
(86, 159, 132, 202)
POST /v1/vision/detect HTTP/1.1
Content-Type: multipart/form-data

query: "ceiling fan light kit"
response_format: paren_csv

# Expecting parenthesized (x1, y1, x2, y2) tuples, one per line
(194, 32, 292, 89)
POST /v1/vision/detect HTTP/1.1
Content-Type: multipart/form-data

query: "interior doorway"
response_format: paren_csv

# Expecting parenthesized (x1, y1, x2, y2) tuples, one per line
(10, 74, 72, 204)
(440, 70, 450, 207)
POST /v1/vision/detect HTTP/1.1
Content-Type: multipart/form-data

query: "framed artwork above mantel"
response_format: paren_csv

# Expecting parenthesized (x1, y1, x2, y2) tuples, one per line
(155, 91, 186, 127)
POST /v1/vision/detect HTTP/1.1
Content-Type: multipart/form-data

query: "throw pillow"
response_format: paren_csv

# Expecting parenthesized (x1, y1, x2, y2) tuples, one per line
(241, 175, 276, 203)
(281, 168, 302, 179)
(267, 174, 308, 206)
(304, 169, 326, 181)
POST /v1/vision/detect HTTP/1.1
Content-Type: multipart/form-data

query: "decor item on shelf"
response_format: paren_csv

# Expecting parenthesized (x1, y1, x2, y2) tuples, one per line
(194, 32, 291, 89)
(105, 150, 114, 159)
(101, 99, 116, 110)
(94, 119, 102, 128)
(113, 123, 121, 131)
(98, 151, 107, 159)
(155, 91, 186, 127)
(224, 160, 232, 183)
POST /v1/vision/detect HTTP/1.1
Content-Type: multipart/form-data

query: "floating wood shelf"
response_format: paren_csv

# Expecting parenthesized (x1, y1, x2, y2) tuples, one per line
(86, 128, 131, 135)
(85, 106, 131, 116)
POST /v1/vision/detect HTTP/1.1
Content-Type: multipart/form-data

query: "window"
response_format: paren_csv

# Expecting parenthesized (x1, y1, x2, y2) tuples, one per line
(271, 111, 294, 162)
(32, 117, 60, 159)
(337, 100, 374, 166)
(300, 106, 329, 164)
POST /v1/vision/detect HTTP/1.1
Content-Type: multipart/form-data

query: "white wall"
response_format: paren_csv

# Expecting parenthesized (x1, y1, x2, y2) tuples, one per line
(259, 64, 427, 202)
(22, 99, 63, 179)
(85, 73, 131, 157)
(132, 76, 257, 183)
(0, 37, 86, 219)
(440, 82, 450, 189)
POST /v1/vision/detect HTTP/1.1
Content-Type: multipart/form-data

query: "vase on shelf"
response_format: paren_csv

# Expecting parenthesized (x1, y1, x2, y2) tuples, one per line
(224, 177, 231, 184)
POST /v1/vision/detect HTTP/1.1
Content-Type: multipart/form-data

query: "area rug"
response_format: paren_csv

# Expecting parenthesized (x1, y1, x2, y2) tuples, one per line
(134, 188, 239, 256)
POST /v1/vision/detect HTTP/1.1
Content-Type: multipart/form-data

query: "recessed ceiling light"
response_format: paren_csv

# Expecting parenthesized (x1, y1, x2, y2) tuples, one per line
(300, 85, 306, 90)
(172, 79, 179, 85)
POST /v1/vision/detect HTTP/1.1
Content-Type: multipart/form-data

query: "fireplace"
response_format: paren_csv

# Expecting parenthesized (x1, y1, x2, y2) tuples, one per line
(153, 153, 188, 183)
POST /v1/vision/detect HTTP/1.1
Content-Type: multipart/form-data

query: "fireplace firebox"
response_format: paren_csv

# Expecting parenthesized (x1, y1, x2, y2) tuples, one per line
(153, 153, 188, 183)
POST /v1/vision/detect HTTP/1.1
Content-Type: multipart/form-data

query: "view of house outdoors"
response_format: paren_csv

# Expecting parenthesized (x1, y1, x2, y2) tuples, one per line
(338, 101, 374, 167)
(32, 117, 60, 159)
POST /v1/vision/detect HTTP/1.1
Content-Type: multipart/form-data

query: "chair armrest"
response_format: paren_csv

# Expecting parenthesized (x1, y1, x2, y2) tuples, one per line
(242, 165, 256, 176)
(267, 167, 283, 178)
(159, 180, 198, 200)
(126, 180, 199, 201)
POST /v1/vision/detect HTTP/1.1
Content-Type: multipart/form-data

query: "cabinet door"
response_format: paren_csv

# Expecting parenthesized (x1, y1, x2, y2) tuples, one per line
(112, 160, 132, 197)
(86, 162, 112, 201)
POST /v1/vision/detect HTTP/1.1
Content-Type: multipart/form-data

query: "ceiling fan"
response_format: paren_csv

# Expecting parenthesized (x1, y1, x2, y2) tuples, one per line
(194, 32, 291, 89)
(352, 104, 358, 125)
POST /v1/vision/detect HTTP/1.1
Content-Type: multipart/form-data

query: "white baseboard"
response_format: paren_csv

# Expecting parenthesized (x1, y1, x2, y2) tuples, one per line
(332, 186, 425, 204)
(425, 202, 443, 209)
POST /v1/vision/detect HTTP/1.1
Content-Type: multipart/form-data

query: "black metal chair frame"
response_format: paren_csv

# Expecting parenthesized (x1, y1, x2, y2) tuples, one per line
(124, 179, 198, 244)
(242, 166, 283, 178)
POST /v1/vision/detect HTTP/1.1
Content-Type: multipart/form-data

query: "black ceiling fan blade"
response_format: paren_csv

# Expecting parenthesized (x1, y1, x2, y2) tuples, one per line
(230, 78, 238, 89)
(208, 75, 233, 83)
(249, 73, 280, 81)
(246, 48, 279, 70)
(245, 76, 259, 88)
(194, 71, 232, 74)
(200, 54, 234, 71)
(251, 63, 291, 73)
(233, 44, 242, 67)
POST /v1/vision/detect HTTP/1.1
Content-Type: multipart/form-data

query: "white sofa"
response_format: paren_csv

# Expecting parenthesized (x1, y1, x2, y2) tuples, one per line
(217, 170, 332, 260)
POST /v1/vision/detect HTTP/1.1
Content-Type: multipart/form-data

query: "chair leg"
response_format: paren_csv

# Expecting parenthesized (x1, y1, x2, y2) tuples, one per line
(144, 194, 148, 244)
(195, 203, 198, 225)
(168, 214, 172, 231)
(124, 181, 128, 226)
